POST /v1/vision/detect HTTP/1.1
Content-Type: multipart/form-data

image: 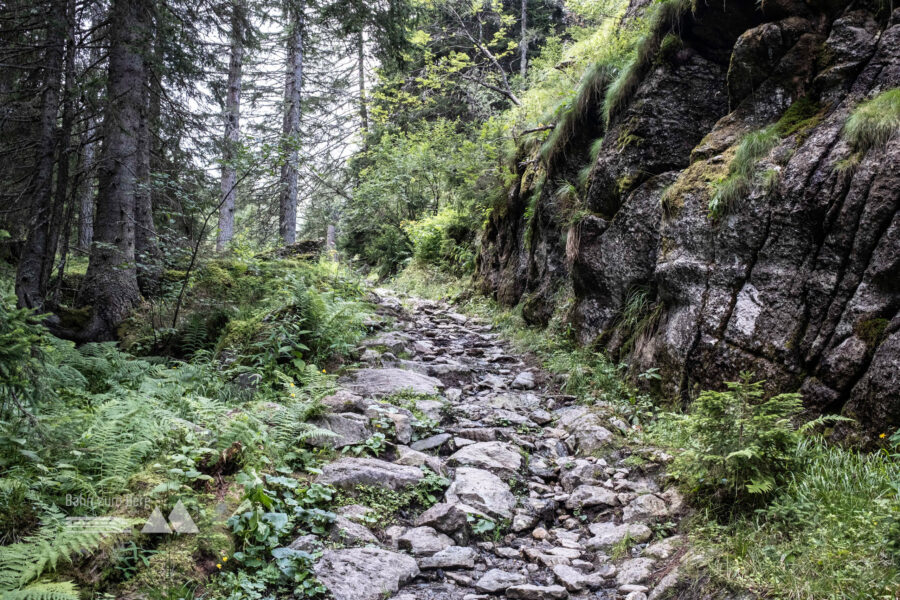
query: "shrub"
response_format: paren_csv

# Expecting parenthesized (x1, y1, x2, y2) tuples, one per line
(843, 88, 900, 152)
(660, 374, 803, 507)
(405, 208, 475, 275)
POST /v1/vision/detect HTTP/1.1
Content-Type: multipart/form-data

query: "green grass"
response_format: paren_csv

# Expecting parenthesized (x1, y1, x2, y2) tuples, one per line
(695, 437, 900, 599)
(708, 126, 780, 219)
(540, 62, 613, 169)
(616, 287, 663, 356)
(603, 0, 692, 126)
(843, 88, 900, 152)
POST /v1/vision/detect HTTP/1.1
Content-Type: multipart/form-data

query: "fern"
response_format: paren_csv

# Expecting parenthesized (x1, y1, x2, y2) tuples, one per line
(2, 581, 81, 600)
(0, 516, 130, 594)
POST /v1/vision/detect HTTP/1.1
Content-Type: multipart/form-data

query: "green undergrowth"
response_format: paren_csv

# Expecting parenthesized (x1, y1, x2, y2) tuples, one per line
(691, 437, 900, 599)
(0, 256, 375, 598)
(652, 376, 899, 599)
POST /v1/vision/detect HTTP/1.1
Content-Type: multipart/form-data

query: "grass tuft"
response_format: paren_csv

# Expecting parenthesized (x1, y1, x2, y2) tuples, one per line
(843, 88, 900, 152)
(708, 126, 780, 219)
(603, 0, 692, 126)
(540, 62, 613, 169)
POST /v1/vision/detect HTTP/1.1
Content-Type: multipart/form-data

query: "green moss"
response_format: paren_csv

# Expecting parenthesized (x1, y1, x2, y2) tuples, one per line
(657, 33, 683, 63)
(216, 316, 263, 351)
(616, 174, 638, 196)
(56, 304, 92, 330)
(616, 128, 643, 151)
(774, 97, 824, 138)
(843, 88, 900, 152)
(855, 317, 889, 348)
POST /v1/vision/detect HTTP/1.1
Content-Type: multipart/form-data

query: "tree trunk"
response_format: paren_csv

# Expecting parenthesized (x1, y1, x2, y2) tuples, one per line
(217, 0, 245, 252)
(77, 131, 95, 253)
(519, 0, 527, 78)
(357, 29, 368, 136)
(47, 0, 78, 305)
(15, 0, 67, 310)
(279, 0, 303, 246)
(134, 66, 161, 295)
(77, 0, 148, 340)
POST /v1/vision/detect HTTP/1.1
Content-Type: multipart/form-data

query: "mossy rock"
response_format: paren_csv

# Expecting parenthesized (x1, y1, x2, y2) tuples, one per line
(854, 317, 889, 348)
(774, 97, 825, 139)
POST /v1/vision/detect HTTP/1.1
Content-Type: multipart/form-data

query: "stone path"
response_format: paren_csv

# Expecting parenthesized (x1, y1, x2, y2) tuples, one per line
(307, 290, 689, 600)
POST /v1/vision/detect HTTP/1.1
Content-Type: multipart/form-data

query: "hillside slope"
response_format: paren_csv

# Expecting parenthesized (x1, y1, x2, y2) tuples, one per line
(478, 0, 899, 441)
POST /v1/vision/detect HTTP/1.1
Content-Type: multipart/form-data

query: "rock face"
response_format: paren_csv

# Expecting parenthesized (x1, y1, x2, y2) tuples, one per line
(477, 0, 900, 440)
(314, 547, 419, 600)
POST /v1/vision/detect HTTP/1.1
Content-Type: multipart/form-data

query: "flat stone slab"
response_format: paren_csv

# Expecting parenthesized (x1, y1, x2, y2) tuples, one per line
(474, 568, 528, 593)
(314, 547, 419, 600)
(316, 457, 423, 491)
(585, 522, 652, 549)
(418, 545, 477, 569)
(345, 368, 443, 397)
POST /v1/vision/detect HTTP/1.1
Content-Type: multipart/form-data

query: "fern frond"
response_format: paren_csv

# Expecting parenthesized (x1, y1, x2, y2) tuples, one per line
(798, 414, 855, 433)
(2, 581, 80, 600)
(0, 517, 130, 591)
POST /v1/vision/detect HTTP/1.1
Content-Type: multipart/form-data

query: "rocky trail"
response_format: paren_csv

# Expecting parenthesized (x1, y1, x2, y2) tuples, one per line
(304, 290, 690, 600)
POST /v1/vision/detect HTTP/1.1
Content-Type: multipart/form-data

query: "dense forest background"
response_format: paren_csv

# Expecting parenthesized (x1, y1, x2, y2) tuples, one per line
(1, 0, 899, 597)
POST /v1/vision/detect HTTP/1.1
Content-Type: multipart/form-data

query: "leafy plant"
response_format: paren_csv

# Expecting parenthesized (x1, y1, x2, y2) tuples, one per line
(0, 514, 132, 599)
(660, 374, 803, 506)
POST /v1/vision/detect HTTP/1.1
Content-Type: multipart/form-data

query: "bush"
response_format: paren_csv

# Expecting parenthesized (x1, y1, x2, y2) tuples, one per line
(659, 374, 803, 507)
(843, 88, 900, 152)
(405, 208, 475, 275)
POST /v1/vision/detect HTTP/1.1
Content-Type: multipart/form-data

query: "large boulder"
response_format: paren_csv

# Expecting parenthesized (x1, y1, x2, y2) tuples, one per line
(314, 548, 419, 600)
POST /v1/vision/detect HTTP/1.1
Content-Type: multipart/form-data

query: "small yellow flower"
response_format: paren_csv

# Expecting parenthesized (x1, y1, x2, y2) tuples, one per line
(322, 369, 327, 373)
(216, 563, 222, 569)
(880, 433, 887, 439)
(222, 556, 228, 562)
(290, 383, 295, 387)
(290, 393, 295, 397)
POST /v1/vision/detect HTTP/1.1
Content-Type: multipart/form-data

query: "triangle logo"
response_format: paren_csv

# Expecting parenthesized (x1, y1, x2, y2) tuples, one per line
(168, 500, 199, 534)
(141, 507, 173, 534)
